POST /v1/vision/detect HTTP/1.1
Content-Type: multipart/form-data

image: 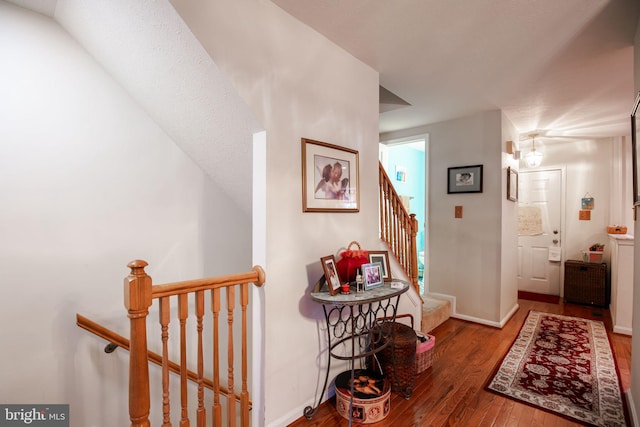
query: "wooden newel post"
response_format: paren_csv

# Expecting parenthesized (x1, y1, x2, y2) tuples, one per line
(124, 260, 153, 427)
(409, 214, 419, 292)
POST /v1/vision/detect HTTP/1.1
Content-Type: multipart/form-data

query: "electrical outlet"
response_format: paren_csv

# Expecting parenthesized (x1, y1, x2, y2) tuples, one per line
(455, 205, 463, 218)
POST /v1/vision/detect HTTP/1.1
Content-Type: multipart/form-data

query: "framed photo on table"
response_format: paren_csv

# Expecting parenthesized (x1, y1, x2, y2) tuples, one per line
(320, 255, 341, 295)
(447, 165, 483, 194)
(368, 251, 391, 281)
(362, 262, 384, 290)
(302, 138, 359, 212)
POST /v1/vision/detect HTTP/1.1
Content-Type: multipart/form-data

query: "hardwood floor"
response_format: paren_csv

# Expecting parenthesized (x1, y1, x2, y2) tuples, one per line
(288, 299, 632, 426)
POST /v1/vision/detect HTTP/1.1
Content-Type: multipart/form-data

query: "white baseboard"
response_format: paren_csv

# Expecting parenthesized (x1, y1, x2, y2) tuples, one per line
(267, 391, 335, 427)
(627, 389, 638, 427)
(426, 293, 518, 328)
(498, 303, 519, 327)
(613, 325, 633, 335)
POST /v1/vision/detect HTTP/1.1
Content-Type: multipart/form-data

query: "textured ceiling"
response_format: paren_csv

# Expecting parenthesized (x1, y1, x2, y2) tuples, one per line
(272, 0, 640, 141)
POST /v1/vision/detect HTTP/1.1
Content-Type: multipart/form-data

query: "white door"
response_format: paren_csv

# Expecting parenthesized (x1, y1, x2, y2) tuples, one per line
(517, 169, 562, 295)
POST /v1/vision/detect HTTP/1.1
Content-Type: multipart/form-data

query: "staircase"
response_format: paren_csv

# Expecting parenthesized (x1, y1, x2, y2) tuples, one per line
(421, 297, 451, 333)
(379, 162, 450, 333)
(77, 261, 267, 427)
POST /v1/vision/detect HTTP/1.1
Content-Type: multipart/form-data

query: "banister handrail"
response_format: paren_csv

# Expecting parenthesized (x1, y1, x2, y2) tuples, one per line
(75, 314, 250, 406)
(379, 161, 420, 294)
(151, 265, 265, 298)
(124, 261, 265, 427)
(379, 162, 413, 220)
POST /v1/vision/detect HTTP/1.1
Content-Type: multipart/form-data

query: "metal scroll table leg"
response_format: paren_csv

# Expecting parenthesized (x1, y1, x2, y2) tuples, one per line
(348, 305, 355, 427)
(303, 305, 332, 419)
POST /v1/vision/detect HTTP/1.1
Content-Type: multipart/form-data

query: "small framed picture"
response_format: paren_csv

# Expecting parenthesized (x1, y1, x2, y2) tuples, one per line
(320, 255, 341, 295)
(507, 167, 518, 202)
(362, 262, 384, 290)
(367, 251, 391, 281)
(581, 197, 594, 210)
(447, 165, 483, 194)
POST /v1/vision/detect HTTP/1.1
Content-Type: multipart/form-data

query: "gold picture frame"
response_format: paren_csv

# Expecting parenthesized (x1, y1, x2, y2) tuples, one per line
(302, 138, 359, 212)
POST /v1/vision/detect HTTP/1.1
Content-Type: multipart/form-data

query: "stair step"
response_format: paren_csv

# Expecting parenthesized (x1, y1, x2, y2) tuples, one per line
(421, 297, 451, 333)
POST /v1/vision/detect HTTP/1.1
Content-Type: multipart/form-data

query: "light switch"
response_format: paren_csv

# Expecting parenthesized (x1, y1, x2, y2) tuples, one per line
(455, 205, 463, 218)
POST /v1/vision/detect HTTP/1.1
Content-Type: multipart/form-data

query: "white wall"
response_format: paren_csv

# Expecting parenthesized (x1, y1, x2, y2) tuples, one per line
(629, 12, 640, 425)
(0, 3, 253, 425)
(53, 0, 262, 216)
(381, 110, 519, 325)
(170, 1, 422, 425)
(522, 138, 613, 264)
(500, 113, 520, 321)
(382, 113, 628, 331)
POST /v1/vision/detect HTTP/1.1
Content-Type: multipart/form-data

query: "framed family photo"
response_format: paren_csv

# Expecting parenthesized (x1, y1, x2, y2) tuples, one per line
(362, 262, 384, 290)
(447, 165, 483, 194)
(302, 138, 359, 212)
(320, 255, 341, 296)
(368, 251, 391, 281)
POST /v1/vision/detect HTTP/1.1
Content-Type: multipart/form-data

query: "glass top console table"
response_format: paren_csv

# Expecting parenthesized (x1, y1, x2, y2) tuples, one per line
(304, 280, 410, 421)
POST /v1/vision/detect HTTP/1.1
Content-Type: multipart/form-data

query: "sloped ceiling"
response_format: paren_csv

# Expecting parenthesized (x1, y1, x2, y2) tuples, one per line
(10, 0, 640, 151)
(6, 0, 54, 16)
(6, 0, 263, 214)
(272, 0, 640, 141)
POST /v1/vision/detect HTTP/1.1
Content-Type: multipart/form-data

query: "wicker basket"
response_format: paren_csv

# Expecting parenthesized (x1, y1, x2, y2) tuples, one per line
(564, 260, 608, 306)
(607, 225, 627, 234)
(376, 318, 417, 398)
(416, 333, 435, 374)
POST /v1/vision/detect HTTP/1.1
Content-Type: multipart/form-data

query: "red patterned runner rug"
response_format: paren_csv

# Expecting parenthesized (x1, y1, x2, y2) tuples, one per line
(486, 311, 627, 426)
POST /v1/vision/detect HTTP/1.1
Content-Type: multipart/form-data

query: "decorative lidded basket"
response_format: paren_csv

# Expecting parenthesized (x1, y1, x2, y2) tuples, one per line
(335, 369, 390, 424)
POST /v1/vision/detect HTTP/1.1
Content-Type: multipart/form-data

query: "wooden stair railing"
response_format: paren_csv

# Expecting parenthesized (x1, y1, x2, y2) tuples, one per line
(379, 162, 420, 293)
(75, 314, 248, 406)
(123, 260, 265, 427)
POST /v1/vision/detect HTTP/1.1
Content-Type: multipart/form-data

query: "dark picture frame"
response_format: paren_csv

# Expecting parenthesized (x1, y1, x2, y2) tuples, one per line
(368, 251, 391, 281)
(507, 167, 518, 202)
(631, 92, 640, 206)
(362, 262, 384, 290)
(302, 138, 359, 212)
(320, 255, 342, 296)
(447, 165, 483, 194)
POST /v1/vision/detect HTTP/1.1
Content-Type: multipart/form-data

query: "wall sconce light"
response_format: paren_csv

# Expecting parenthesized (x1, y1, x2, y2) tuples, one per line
(525, 133, 543, 168)
(506, 140, 521, 160)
